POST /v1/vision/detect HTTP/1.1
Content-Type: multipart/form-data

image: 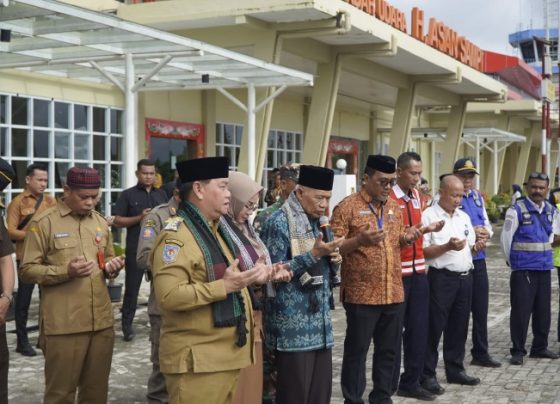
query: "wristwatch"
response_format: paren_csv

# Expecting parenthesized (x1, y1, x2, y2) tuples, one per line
(0, 292, 12, 305)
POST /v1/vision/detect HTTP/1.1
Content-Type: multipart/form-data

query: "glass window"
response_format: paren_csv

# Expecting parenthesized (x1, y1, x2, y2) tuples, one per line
(33, 99, 49, 127)
(34, 130, 50, 158)
(74, 104, 88, 131)
(75, 133, 90, 160)
(94, 163, 106, 187)
(215, 122, 244, 170)
(111, 165, 122, 188)
(0, 128, 6, 155)
(0, 95, 5, 124)
(93, 135, 106, 160)
(235, 125, 243, 145)
(55, 162, 70, 188)
(93, 107, 105, 132)
(110, 109, 123, 134)
(12, 97, 28, 126)
(55, 102, 69, 129)
(12, 161, 27, 189)
(224, 124, 234, 145)
(110, 136, 122, 161)
(12, 128, 27, 157)
(55, 132, 70, 158)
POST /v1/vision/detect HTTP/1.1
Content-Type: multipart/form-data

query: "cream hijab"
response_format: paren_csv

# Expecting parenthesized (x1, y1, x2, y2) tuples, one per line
(228, 170, 263, 221)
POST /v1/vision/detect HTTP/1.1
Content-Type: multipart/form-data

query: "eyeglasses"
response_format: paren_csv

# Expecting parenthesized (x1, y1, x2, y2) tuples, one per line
(377, 178, 397, 188)
(528, 172, 549, 181)
(244, 202, 258, 211)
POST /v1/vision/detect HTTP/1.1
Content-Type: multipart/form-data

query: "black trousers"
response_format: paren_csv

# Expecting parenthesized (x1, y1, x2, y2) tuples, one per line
(556, 267, 560, 342)
(15, 262, 36, 346)
(392, 273, 429, 392)
(0, 324, 8, 403)
(422, 268, 472, 381)
(341, 302, 404, 404)
(121, 252, 143, 328)
(510, 270, 551, 357)
(275, 348, 332, 404)
(470, 259, 490, 359)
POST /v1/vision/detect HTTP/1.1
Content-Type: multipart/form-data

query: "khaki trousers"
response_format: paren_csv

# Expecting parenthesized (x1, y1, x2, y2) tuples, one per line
(42, 327, 114, 404)
(165, 369, 239, 404)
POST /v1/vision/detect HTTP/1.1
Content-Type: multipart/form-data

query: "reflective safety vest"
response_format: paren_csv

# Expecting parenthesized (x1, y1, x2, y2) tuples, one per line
(389, 187, 425, 276)
(551, 190, 560, 267)
(460, 189, 487, 260)
(510, 198, 554, 271)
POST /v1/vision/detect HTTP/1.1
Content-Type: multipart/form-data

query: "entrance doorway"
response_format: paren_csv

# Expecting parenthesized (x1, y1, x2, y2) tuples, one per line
(144, 118, 205, 183)
(326, 138, 359, 175)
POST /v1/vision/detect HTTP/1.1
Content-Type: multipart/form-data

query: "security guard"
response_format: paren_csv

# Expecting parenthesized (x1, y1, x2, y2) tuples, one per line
(20, 167, 125, 404)
(151, 157, 270, 404)
(501, 172, 560, 365)
(137, 183, 180, 404)
(0, 158, 16, 404)
(452, 158, 501, 368)
(549, 186, 560, 341)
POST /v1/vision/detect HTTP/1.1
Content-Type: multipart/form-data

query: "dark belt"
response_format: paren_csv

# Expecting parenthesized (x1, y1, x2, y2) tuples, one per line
(429, 266, 473, 277)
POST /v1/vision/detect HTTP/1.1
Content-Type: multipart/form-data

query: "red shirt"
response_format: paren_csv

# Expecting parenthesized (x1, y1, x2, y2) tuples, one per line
(389, 185, 425, 276)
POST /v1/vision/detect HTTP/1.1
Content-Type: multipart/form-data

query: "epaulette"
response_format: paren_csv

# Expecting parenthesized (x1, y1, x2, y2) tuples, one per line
(163, 216, 183, 231)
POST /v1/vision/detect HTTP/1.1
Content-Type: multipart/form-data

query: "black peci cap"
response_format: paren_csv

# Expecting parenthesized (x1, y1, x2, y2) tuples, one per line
(298, 165, 334, 191)
(176, 157, 229, 184)
(366, 155, 396, 174)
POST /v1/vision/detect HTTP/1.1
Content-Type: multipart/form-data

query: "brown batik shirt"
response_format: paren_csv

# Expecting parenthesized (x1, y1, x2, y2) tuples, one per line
(331, 189, 405, 305)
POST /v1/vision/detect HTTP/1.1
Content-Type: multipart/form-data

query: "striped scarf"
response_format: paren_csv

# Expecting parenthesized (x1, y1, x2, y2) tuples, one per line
(178, 202, 247, 347)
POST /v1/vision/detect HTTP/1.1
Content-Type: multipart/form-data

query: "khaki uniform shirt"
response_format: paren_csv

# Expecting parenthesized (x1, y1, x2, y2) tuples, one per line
(6, 190, 56, 260)
(151, 220, 255, 375)
(20, 200, 115, 336)
(136, 197, 179, 316)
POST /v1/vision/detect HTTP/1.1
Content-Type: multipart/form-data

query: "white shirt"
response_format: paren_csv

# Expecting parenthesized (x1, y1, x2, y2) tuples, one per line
(432, 189, 493, 238)
(500, 197, 560, 266)
(422, 201, 476, 272)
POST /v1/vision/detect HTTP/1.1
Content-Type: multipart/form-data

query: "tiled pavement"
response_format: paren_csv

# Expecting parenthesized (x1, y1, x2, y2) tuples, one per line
(7, 222, 560, 403)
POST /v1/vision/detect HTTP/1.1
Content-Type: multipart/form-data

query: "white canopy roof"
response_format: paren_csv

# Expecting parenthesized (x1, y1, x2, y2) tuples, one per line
(0, 0, 313, 90)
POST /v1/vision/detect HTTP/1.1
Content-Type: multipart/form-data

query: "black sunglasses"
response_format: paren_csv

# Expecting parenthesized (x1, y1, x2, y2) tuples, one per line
(528, 172, 549, 181)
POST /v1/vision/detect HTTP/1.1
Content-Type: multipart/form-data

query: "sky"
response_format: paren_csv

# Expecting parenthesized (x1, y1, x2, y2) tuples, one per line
(388, 0, 547, 55)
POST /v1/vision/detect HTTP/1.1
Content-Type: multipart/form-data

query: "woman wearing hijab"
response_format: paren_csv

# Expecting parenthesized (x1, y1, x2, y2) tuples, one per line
(220, 170, 290, 404)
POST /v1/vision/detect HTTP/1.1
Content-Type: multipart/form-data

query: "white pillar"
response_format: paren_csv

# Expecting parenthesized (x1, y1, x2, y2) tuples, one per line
(124, 53, 138, 189)
(475, 136, 480, 190)
(247, 83, 256, 180)
(493, 141, 498, 195)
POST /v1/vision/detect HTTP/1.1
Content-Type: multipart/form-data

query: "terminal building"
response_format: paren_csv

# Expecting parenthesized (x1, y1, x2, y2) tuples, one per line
(0, 0, 553, 214)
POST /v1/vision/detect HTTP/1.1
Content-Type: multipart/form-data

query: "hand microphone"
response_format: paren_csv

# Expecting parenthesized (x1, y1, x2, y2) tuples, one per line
(319, 216, 341, 287)
(319, 215, 334, 243)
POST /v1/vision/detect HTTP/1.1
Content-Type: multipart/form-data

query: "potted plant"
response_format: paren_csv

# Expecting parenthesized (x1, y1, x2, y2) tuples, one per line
(485, 197, 500, 223)
(107, 243, 124, 302)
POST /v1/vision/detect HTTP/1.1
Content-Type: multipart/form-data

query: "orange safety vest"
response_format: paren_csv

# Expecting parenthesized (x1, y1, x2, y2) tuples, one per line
(389, 186, 426, 276)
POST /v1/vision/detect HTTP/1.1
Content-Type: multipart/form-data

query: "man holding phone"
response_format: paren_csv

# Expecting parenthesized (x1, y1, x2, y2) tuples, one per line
(20, 167, 125, 403)
(420, 175, 484, 396)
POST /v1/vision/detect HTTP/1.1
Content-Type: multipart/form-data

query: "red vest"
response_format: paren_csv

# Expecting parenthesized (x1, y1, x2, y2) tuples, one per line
(389, 186, 425, 276)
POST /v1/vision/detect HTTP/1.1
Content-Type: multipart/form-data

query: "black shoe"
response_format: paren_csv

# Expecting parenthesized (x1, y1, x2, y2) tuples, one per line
(509, 355, 523, 365)
(122, 326, 135, 342)
(529, 349, 559, 359)
(420, 378, 445, 395)
(16, 344, 37, 357)
(471, 355, 502, 368)
(397, 386, 436, 401)
(446, 371, 480, 386)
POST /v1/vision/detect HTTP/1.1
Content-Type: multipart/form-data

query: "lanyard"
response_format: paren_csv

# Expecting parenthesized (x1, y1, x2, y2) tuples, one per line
(368, 202, 384, 229)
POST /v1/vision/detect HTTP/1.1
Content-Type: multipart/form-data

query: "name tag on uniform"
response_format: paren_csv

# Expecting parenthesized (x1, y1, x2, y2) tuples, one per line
(54, 232, 70, 239)
(359, 210, 372, 216)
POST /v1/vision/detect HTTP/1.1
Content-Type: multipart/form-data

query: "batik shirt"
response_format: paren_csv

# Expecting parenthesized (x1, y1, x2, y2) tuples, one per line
(260, 209, 334, 352)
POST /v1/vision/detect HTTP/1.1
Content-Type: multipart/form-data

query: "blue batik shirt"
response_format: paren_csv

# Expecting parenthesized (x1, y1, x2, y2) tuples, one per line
(260, 209, 334, 352)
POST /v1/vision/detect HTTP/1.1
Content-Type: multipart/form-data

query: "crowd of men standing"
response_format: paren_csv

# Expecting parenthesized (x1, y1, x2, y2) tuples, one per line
(0, 150, 559, 404)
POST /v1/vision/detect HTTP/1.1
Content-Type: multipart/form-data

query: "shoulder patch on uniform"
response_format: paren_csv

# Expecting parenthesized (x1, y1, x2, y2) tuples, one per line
(504, 219, 512, 232)
(29, 225, 40, 233)
(144, 219, 157, 228)
(162, 243, 180, 264)
(163, 217, 183, 231)
(142, 226, 156, 240)
(164, 238, 184, 247)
